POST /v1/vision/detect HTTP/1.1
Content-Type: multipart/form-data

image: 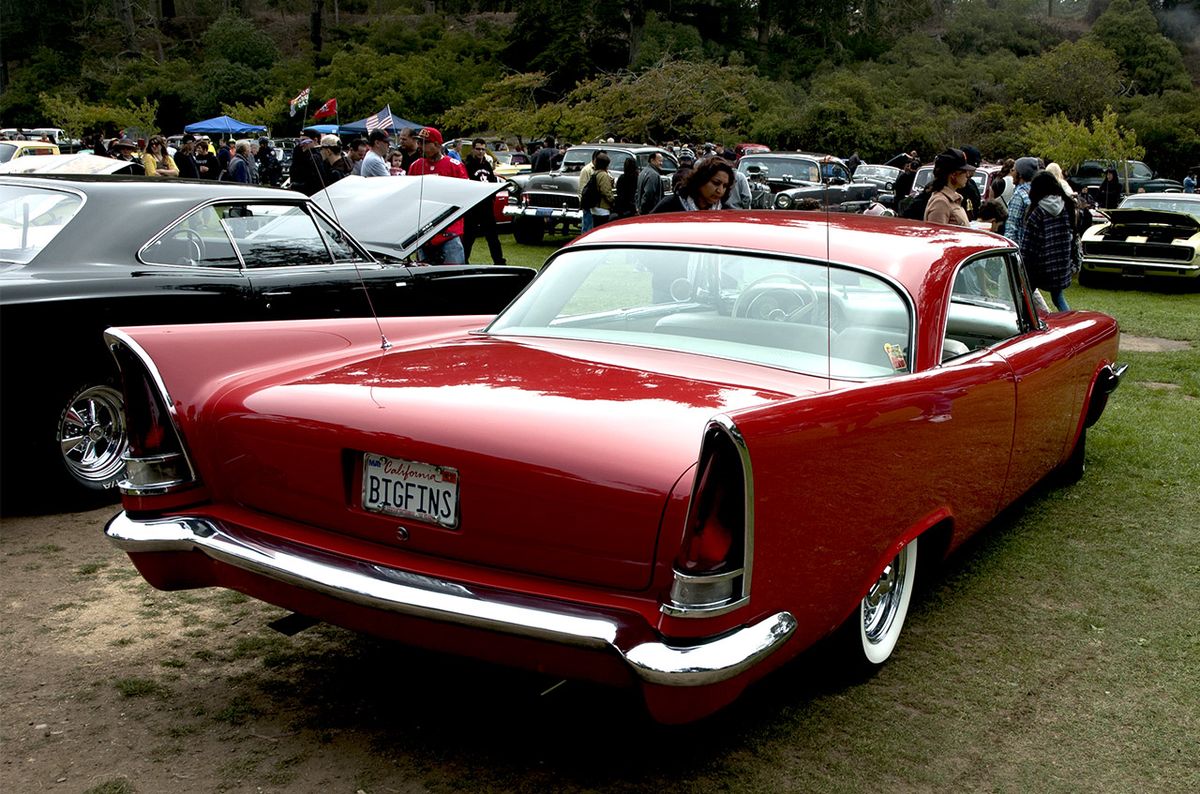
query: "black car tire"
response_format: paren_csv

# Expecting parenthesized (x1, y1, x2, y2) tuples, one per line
(1057, 430, 1087, 486)
(512, 217, 545, 245)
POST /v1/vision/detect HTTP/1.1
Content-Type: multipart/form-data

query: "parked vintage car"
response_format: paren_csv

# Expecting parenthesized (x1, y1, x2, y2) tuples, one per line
(738, 153, 878, 211)
(734, 143, 770, 160)
(0, 139, 59, 162)
(503, 144, 678, 243)
(0, 174, 535, 503)
(850, 163, 901, 207)
(1070, 160, 1183, 195)
(104, 211, 1124, 723)
(1079, 192, 1200, 285)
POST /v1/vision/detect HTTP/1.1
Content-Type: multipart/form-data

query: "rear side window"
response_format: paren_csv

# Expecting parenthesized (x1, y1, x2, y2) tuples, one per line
(142, 205, 239, 268)
(0, 185, 84, 264)
(221, 204, 337, 268)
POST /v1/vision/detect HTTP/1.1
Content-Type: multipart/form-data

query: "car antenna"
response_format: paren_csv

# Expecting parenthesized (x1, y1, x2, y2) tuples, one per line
(312, 141, 392, 351)
(824, 162, 833, 389)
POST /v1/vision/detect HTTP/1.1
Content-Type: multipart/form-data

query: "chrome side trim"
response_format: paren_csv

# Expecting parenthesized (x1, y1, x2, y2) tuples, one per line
(105, 512, 795, 687)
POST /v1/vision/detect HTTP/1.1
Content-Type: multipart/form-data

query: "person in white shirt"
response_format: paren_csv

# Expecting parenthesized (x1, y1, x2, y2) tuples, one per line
(360, 129, 391, 177)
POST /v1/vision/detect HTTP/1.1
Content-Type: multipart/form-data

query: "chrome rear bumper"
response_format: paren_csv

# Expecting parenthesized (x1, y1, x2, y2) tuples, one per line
(106, 512, 795, 687)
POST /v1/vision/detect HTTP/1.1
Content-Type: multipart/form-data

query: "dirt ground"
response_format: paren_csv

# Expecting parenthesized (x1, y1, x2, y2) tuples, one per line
(2, 503, 680, 793)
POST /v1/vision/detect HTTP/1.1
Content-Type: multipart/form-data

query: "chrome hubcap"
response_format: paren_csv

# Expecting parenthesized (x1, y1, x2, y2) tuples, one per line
(57, 386, 127, 485)
(863, 549, 909, 644)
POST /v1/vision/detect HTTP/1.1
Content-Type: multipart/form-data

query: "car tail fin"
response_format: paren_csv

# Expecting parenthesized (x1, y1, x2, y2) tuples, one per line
(105, 329, 200, 498)
(663, 417, 752, 617)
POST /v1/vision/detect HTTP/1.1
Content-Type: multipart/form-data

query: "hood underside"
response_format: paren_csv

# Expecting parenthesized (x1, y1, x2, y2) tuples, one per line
(1102, 208, 1200, 233)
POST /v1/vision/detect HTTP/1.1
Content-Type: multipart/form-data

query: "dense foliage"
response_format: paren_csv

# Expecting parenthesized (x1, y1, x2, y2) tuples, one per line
(2, 0, 1197, 174)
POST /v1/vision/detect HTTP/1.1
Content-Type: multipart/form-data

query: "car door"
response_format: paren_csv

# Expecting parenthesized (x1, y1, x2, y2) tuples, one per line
(952, 253, 1080, 503)
(218, 201, 413, 320)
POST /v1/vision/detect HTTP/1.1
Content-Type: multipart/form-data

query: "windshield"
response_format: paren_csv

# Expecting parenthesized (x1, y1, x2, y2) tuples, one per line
(0, 184, 84, 263)
(488, 246, 913, 379)
(855, 165, 899, 181)
(738, 157, 820, 183)
(1118, 196, 1200, 220)
(0, 144, 17, 163)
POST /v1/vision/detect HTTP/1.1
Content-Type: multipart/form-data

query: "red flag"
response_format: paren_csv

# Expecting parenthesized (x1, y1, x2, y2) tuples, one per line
(312, 98, 338, 120)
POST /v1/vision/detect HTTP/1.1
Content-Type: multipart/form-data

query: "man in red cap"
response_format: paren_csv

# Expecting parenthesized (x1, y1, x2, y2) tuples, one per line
(407, 126, 468, 265)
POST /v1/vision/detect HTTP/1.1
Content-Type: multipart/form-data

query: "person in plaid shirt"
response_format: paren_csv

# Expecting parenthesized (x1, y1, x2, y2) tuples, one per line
(1003, 157, 1040, 246)
(1020, 171, 1079, 313)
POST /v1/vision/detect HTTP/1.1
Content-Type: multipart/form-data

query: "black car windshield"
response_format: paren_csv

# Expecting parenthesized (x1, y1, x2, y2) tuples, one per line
(1118, 196, 1200, 221)
(739, 157, 820, 183)
(0, 184, 84, 264)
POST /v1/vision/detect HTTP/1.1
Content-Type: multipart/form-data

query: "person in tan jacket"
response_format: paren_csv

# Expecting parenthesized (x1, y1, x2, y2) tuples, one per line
(924, 148, 975, 226)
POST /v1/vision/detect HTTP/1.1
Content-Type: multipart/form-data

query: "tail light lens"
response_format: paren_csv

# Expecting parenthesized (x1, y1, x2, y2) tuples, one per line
(106, 332, 198, 496)
(664, 419, 752, 617)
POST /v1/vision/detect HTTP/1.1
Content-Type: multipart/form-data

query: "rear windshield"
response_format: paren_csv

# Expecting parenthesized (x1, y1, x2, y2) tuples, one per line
(490, 246, 914, 379)
(0, 184, 84, 263)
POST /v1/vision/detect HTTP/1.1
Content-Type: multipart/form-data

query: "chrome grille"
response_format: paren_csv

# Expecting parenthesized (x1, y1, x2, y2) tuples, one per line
(1083, 241, 1194, 262)
(525, 193, 578, 210)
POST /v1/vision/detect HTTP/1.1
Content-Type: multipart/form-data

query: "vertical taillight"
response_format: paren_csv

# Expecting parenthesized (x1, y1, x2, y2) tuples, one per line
(664, 419, 752, 617)
(106, 332, 198, 496)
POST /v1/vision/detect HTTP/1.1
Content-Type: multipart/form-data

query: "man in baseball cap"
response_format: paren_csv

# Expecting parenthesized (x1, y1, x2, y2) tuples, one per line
(407, 126, 469, 265)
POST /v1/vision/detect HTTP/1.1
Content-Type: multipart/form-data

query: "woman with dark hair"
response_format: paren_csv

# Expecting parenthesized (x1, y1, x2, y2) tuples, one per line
(1021, 170, 1078, 312)
(613, 157, 640, 219)
(1097, 166, 1122, 209)
(142, 136, 179, 177)
(923, 148, 974, 226)
(651, 156, 733, 213)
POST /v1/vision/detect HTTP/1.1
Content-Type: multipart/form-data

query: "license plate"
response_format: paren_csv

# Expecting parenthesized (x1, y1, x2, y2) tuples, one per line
(534, 207, 554, 216)
(361, 453, 459, 528)
(1123, 265, 1146, 277)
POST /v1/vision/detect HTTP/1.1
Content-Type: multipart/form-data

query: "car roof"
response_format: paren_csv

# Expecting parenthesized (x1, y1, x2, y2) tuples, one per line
(2, 173, 294, 201)
(569, 212, 1012, 304)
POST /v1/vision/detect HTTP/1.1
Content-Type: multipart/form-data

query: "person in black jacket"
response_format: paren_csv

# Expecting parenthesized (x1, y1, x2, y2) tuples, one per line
(289, 129, 324, 195)
(1097, 167, 1122, 209)
(651, 156, 733, 213)
(530, 136, 558, 173)
(462, 139, 506, 265)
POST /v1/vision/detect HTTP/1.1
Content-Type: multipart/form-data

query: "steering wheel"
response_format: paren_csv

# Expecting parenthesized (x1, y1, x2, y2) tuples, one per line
(176, 229, 206, 262)
(734, 273, 819, 323)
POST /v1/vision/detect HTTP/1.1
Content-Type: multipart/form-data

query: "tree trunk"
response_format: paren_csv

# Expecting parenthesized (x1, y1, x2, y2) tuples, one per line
(626, 0, 646, 68)
(310, 0, 324, 54)
(161, 0, 176, 20)
(757, 0, 770, 51)
(115, 0, 138, 54)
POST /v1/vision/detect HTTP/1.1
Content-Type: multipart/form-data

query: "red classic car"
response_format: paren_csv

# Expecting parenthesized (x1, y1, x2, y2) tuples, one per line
(104, 213, 1125, 723)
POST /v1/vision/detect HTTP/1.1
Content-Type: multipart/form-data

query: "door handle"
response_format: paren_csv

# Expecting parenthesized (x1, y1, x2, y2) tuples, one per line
(262, 290, 292, 297)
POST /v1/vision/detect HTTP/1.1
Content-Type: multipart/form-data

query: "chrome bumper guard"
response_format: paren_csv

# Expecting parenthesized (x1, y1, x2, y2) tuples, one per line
(106, 513, 796, 687)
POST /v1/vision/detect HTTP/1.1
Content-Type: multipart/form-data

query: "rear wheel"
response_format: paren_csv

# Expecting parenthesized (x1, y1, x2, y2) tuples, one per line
(1057, 430, 1086, 485)
(836, 537, 918, 667)
(55, 382, 127, 494)
(512, 217, 545, 245)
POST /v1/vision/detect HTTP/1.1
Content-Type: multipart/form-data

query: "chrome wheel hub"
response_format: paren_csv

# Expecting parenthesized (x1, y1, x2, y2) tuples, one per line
(862, 550, 908, 644)
(57, 386, 127, 486)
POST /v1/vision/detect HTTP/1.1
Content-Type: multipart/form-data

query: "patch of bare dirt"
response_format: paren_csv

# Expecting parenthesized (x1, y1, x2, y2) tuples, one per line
(1120, 335, 1193, 352)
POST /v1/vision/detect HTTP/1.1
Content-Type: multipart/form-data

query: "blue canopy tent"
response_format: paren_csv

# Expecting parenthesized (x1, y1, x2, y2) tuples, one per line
(339, 112, 423, 135)
(301, 124, 340, 135)
(184, 115, 268, 136)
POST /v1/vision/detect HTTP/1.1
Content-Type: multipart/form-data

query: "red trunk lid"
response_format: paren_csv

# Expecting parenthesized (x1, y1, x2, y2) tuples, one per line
(207, 336, 805, 591)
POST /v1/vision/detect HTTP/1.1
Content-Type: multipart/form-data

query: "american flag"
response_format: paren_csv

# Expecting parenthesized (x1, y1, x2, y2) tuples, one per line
(365, 105, 394, 132)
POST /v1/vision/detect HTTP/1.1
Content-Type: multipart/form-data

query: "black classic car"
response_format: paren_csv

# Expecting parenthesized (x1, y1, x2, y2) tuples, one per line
(0, 174, 535, 504)
(1069, 160, 1183, 195)
(503, 144, 678, 243)
(737, 153, 879, 211)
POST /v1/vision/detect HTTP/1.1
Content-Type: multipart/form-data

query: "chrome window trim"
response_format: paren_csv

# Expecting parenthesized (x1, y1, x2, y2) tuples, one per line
(103, 328, 199, 486)
(939, 247, 1039, 363)
(0, 180, 88, 263)
(493, 240, 920, 376)
(136, 198, 376, 271)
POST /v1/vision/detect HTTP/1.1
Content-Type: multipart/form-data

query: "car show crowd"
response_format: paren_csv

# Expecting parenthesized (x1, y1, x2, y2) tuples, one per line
(16, 123, 1198, 288)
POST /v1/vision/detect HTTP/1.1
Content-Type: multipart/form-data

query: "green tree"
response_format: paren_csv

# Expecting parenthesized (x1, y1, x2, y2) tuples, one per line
(202, 13, 280, 70)
(1087, 0, 1191, 94)
(1009, 39, 1124, 121)
(1023, 107, 1145, 177)
(40, 93, 159, 139)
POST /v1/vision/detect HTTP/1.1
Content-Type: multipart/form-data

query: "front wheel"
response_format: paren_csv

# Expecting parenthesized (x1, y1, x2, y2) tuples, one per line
(843, 537, 918, 666)
(56, 382, 127, 493)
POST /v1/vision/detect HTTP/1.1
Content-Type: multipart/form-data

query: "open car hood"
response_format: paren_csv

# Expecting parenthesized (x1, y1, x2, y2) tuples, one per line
(1103, 207, 1200, 233)
(0, 153, 139, 175)
(312, 175, 502, 260)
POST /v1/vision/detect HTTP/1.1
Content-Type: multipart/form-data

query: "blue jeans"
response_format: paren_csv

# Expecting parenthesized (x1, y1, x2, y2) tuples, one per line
(419, 235, 464, 265)
(580, 209, 593, 234)
(1049, 289, 1070, 312)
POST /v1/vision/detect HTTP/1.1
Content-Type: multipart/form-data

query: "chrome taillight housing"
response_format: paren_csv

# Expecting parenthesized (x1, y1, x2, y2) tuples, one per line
(105, 330, 199, 496)
(663, 416, 753, 617)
